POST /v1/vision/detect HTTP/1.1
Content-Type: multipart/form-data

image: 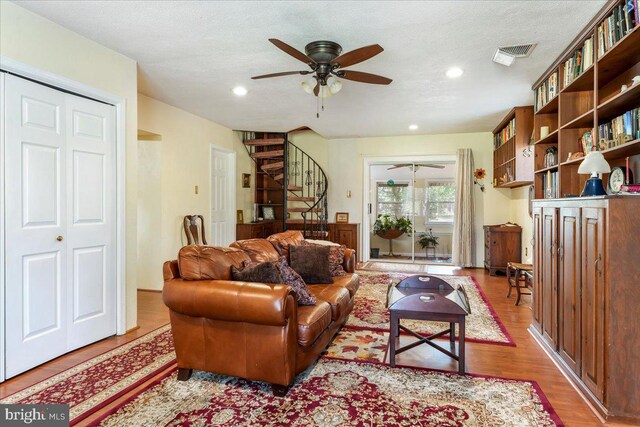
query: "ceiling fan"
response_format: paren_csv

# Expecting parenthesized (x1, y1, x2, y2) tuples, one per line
(252, 39, 392, 96)
(387, 164, 446, 171)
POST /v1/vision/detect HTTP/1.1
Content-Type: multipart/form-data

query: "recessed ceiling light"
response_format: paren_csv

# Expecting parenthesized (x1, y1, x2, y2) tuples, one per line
(446, 67, 464, 79)
(409, 124, 419, 130)
(232, 86, 248, 96)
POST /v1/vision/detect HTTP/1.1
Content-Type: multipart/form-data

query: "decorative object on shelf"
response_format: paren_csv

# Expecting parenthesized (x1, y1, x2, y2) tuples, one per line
(540, 126, 550, 139)
(417, 228, 439, 258)
(633, 75, 640, 85)
(621, 84, 629, 92)
(242, 173, 251, 188)
(506, 165, 514, 182)
(335, 212, 349, 224)
(578, 151, 611, 196)
(608, 166, 634, 194)
(570, 152, 585, 161)
(237, 210, 244, 224)
(253, 203, 259, 222)
(579, 131, 593, 154)
(387, 179, 395, 186)
(473, 168, 486, 192)
(263, 206, 275, 220)
(544, 146, 558, 168)
(621, 184, 640, 193)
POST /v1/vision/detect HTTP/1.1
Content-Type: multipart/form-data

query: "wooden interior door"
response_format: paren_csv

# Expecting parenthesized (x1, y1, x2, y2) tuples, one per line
(541, 207, 558, 349)
(532, 206, 543, 331)
(558, 207, 581, 374)
(581, 207, 606, 401)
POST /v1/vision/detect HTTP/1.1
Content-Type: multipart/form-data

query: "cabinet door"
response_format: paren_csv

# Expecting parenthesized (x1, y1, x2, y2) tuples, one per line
(250, 224, 264, 239)
(558, 207, 581, 374)
(263, 222, 274, 237)
(581, 207, 606, 401)
(541, 207, 558, 349)
(532, 207, 543, 331)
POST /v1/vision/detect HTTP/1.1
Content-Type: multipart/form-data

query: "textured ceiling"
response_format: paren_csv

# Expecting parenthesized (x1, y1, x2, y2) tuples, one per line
(15, 1, 606, 138)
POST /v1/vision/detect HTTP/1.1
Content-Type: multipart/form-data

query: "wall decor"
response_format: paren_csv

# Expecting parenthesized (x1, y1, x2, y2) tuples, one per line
(336, 212, 349, 223)
(262, 206, 275, 220)
(242, 173, 251, 188)
(237, 210, 244, 224)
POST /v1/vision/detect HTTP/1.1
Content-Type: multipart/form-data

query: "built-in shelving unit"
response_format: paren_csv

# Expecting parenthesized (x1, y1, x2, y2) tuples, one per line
(492, 106, 534, 188)
(532, 0, 640, 199)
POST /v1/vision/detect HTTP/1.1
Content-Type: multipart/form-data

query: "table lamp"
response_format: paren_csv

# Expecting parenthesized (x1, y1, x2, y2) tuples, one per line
(578, 151, 611, 196)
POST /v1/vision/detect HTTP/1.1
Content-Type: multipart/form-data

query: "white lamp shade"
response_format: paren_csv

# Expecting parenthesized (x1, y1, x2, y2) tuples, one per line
(577, 151, 611, 175)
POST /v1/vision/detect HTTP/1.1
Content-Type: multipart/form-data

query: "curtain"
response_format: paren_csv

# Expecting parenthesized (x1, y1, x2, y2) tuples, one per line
(452, 148, 475, 267)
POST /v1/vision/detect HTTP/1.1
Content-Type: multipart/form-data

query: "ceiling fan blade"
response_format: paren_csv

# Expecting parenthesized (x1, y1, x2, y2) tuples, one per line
(339, 70, 392, 85)
(313, 81, 320, 96)
(269, 39, 315, 64)
(331, 44, 384, 68)
(417, 164, 446, 169)
(251, 71, 310, 79)
(387, 164, 411, 170)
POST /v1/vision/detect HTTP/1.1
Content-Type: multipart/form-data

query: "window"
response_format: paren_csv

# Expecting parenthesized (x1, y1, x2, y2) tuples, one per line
(423, 181, 455, 224)
(376, 182, 411, 218)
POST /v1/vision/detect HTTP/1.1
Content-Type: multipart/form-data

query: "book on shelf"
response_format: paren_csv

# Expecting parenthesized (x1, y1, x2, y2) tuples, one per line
(535, 72, 558, 111)
(598, 106, 640, 149)
(542, 170, 559, 199)
(493, 117, 516, 149)
(597, 0, 638, 58)
(563, 35, 593, 86)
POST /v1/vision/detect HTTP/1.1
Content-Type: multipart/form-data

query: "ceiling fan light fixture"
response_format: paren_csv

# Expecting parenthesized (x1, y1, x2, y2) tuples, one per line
(327, 76, 342, 95)
(232, 86, 248, 96)
(301, 79, 314, 95)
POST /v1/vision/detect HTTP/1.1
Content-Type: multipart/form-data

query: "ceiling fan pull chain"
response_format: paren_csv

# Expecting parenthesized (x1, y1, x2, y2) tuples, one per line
(317, 94, 320, 118)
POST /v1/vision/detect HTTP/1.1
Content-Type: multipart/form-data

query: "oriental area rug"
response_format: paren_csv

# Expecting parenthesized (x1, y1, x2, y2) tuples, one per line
(347, 271, 515, 346)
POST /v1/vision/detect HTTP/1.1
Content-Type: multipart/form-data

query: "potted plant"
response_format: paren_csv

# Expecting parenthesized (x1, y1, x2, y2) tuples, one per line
(418, 228, 439, 258)
(373, 214, 413, 256)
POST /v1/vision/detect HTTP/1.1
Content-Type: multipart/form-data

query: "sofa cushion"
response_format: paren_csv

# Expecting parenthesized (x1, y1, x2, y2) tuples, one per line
(331, 273, 359, 298)
(230, 239, 281, 263)
(178, 245, 250, 281)
(274, 256, 316, 306)
(307, 284, 350, 321)
(289, 245, 332, 284)
(297, 302, 332, 347)
(267, 230, 305, 260)
(304, 241, 347, 277)
(231, 261, 282, 284)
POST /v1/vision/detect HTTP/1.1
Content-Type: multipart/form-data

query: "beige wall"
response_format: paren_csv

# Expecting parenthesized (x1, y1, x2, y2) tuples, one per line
(137, 94, 253, 290)
(326, 133, 516, 267)
(510, 186, 533, 263)
(1, 2, 139, 329)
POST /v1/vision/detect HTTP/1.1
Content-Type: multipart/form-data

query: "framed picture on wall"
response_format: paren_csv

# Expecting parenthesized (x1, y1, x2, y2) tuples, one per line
(242, 173, 251, 188)
(237, 209, 244, 224)
(263, 206, 275, 220)
(336, 212, 349, 223)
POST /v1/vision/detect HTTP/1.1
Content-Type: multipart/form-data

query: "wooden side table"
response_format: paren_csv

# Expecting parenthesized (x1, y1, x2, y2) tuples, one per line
(506, 262, 533, 305)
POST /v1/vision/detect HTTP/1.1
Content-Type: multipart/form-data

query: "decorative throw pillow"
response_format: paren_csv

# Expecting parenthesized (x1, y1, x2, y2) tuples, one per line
(274, 256, 316, 306)
(289, 244, 332, 284)
(231, 261, 282, 284)
(303, 240, 347, 277)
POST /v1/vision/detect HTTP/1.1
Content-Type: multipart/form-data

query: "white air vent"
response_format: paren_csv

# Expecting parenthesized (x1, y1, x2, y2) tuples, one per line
(498, 44, 536, 58)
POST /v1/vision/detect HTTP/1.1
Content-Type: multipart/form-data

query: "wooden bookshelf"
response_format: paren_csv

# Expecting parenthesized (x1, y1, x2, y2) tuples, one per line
(492, 106, 534, 188)
(532, 0, 640, 199)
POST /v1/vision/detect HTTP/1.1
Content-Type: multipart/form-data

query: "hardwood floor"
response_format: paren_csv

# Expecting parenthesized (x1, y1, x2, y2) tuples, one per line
(0, 271, 632, 426)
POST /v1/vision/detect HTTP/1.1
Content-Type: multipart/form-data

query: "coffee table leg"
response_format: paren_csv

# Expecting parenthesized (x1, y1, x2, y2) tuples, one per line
(389, 314, 398, 368)
(458, 318, 465, 374)
(449, 322, 455, 344)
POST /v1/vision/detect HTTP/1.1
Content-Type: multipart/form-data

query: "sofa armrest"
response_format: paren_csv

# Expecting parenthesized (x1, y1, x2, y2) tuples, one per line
(343, 249, 356, 273)
(163, 279, 295, 326)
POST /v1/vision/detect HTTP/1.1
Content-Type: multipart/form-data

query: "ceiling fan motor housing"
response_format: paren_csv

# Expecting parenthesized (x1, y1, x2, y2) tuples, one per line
(305, 41, 342, 84)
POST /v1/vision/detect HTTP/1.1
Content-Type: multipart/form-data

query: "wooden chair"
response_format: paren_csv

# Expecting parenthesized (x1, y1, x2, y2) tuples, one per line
(506, 262, 533, 305)
(183, 215, 207, 245)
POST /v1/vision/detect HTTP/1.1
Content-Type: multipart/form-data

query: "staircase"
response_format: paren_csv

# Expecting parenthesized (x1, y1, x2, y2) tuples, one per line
(241, 131, 328, 238)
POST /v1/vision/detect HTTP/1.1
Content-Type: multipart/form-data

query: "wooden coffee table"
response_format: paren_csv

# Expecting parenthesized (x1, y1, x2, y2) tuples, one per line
(387, 275, 471, 374)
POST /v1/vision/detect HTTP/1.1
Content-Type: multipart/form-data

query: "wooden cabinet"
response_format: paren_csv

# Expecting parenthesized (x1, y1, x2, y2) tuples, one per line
(483, 224, 522, 275)
(558, 207, 581, 374)
(236, 221, 282, 240)
(541, 208, 558, 348)
(531, 197, 640, 422)
(328, 223, 359, 255)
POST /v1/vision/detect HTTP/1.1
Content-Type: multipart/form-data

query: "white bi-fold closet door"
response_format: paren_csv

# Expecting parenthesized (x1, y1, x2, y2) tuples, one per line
(3, 74, 117, 378)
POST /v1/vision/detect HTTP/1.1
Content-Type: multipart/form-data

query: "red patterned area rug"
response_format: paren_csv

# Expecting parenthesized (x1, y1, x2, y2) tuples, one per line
(0, 325, 175, 425)
(348, 270, 515, 346)
(90, 358, 563, 426)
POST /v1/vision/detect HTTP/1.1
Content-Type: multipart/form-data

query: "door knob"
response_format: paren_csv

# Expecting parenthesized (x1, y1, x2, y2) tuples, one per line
(56, 235, 63, 241)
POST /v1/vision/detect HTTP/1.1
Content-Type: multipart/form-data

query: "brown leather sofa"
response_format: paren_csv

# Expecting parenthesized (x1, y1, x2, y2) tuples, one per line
(162, 230, 358, 396)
